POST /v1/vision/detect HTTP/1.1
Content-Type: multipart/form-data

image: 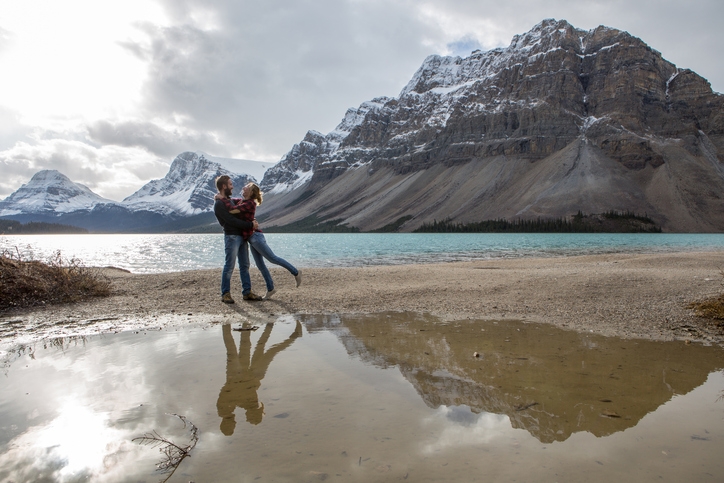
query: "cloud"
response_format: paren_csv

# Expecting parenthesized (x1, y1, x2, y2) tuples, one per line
(0, 106, 33, 151)
(0, 137, 168, 201)
(86, 119, 229, 158)
(126, 0, 441, 162)
(421, 406, 512, 454)
(0, 25, 12, 52)
(447, 37, 483, 57)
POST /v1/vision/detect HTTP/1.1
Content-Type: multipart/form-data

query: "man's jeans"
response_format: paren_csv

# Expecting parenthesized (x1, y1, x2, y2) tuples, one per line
(249, 232, 298, 292)
(221, 234, 251, 296)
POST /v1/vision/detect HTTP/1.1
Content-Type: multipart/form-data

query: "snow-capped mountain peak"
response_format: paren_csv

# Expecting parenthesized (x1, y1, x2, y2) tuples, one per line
(399, 19, 593, 98)
(260, 97, 391, 193)
(330, 97, 393, 140)
(0, 169, 114, 216)
(122, 151, 265, 216)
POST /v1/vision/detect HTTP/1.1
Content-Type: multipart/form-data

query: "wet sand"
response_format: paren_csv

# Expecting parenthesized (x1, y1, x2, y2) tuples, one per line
(2, 251, 724, 345)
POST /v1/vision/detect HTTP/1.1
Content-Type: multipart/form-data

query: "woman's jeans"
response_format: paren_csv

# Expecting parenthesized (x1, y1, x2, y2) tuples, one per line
(248, 232, 298, 291)
(221, 234, 251, 296)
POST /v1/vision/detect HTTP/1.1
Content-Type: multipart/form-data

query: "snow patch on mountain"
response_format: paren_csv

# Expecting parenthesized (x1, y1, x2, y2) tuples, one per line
(330, 98, 392, 140)
(267, 169, 315, 195)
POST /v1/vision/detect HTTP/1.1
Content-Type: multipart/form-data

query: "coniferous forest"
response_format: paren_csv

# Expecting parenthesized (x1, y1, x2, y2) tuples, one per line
(413, 211, 661, 233)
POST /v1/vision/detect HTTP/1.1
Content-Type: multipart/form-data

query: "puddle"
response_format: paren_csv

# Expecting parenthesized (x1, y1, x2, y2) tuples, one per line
(1, 313, 723, 482)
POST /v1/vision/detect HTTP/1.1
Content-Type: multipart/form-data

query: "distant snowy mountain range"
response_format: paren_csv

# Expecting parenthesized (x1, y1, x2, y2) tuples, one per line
(0, 152, 270, 232)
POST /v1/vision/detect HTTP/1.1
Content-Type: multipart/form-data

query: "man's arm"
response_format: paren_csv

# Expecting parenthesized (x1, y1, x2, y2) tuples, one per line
(214, 200, 256, 230)
(236, 199, 256, 216)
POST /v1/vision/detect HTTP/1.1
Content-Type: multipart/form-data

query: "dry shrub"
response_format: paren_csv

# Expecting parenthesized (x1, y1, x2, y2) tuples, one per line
(688, 268, 724, 321)
(0, 249, 111, 311)
(688, 295, 724, 321)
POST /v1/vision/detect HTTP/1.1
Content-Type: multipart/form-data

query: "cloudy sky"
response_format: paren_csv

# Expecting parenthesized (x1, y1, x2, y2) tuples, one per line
(1, 0, 722, 201)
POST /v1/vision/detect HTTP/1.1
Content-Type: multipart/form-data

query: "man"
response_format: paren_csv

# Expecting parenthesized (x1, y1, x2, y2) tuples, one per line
(214, 175, 263, 303)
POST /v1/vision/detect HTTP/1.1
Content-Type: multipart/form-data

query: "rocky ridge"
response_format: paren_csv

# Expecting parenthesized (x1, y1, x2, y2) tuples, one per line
(258, 19, 724, 232)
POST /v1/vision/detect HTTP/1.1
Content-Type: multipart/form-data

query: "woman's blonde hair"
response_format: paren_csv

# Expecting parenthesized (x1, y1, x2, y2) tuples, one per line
(247, 182, 263, 205)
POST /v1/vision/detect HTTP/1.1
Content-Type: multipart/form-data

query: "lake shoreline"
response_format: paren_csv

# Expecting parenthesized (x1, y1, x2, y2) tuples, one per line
(2, 251, 724, 346)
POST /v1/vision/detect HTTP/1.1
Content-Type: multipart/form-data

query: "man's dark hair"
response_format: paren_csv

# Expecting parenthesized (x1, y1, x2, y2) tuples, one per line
(216, 175, 231, 193)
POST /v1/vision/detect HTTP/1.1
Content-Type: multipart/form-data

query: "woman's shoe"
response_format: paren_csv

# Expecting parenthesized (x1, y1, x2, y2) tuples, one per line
(264, 288, 277, 300)
(295, 270, 302, 288)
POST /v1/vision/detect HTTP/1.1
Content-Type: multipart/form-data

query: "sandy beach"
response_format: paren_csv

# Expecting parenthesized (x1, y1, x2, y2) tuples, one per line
(2, 251, 724, 345)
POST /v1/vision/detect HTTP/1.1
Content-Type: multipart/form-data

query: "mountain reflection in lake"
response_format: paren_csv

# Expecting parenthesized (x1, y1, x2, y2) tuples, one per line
(1, 314, 723, 482)
(306, 312, 724, 443)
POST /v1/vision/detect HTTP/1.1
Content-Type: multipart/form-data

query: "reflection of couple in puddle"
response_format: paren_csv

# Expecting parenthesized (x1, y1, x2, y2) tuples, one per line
(217, 321, 302, 435)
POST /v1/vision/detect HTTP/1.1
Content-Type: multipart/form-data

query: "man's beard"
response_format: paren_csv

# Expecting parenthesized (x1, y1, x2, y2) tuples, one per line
(224, 186, 233, 197)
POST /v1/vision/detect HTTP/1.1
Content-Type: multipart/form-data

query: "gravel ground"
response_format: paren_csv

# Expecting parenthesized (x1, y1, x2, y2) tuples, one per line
(2, 251, 724, 346)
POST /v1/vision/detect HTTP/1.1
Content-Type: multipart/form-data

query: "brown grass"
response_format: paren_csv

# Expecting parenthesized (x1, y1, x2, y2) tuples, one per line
(688, 294, 724, 320)
(688, 268, 724, 321)
(0, 249, 111, 311)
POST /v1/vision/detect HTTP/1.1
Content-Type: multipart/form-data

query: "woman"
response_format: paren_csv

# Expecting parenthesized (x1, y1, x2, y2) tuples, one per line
(222, 182, 302, 299)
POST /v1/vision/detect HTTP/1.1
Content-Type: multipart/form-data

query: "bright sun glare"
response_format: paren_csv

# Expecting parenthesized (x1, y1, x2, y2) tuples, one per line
(0, 0, 166, 126)
(36, 401, 121, 478)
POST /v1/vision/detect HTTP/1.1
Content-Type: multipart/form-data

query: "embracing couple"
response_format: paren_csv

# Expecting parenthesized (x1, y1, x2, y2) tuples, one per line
(213, 175, 302, 303)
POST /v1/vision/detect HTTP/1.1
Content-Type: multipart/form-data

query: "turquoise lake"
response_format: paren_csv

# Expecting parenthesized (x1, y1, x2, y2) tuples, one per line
(2, 233, 724, 273)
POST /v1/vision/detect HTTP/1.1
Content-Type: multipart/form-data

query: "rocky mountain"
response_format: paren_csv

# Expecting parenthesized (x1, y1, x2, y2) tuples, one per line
(0, 152, 268, 232)
(302, 313, 722, 443)
(258, 19, 724, 232)
(123, 152, 264, 216)
(0, 170, 113, 217)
